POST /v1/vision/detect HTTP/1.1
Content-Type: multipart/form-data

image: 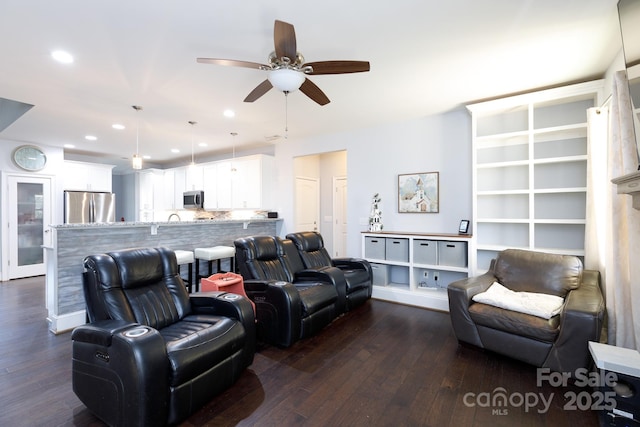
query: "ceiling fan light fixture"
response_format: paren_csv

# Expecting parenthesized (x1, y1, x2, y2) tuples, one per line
(268, 68, 305, 93)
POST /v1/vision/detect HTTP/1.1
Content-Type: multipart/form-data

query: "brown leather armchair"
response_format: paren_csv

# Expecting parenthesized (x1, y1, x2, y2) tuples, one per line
(447, 249, 605, 373)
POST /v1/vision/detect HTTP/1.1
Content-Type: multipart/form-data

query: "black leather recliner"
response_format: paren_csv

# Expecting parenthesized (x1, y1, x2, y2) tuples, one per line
(287, 231, 372, 311)
(72, 247, 255, 426)
(234, 235, 344, 347)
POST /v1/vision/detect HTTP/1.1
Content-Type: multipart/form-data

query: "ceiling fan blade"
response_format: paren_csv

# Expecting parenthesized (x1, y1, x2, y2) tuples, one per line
(244, 79, 273, 102)
(274, 20, 297, 61)
(299, 78, 330, 106)
(197, 58, 267, 70)
(304, 60, 371, 75)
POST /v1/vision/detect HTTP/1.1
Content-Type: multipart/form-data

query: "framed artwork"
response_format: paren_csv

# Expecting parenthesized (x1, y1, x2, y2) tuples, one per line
(398, 172, 439, 213)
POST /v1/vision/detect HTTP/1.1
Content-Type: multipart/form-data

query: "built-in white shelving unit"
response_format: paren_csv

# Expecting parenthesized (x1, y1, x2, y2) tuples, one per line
(467, 80, 604, 274)
(362, 231, 472, 312)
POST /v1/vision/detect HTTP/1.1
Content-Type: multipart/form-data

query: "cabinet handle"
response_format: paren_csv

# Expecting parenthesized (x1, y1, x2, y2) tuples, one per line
(446, 244, 455, 248)
(371, 239, 378, 243)
(420, 243, 430, 246)
(392, 241, 400, 244)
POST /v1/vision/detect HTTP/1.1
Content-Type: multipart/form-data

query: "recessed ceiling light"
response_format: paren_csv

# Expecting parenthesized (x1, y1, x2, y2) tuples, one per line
(171, 148, 180, 153)
(112, 124, 125, 130)
(85, 135, 97, 141)
(51, 50, 74, 64)
(198, 142, 208, 147)
(64, 143, 75, 148)
(143, 155, 151, 160)
(223, 109, 235, 118)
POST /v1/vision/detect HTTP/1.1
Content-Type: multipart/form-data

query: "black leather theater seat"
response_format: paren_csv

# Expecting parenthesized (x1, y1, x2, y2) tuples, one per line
(72, 247, 255, 426)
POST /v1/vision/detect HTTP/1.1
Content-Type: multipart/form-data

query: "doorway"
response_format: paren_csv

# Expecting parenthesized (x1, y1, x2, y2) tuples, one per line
(292, 151, 347, 256)
(5, 175, 52, 279)
(333, 176, 347, 257)
(294, 176, 319, 232)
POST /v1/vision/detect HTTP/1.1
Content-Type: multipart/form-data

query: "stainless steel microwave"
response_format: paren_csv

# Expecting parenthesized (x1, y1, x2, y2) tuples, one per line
(183, 190, 204, 209)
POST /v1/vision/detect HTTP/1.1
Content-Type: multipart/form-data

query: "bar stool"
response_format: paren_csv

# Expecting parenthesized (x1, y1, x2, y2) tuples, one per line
(174, 250, 195, 293)
(194, 246, 236, 291)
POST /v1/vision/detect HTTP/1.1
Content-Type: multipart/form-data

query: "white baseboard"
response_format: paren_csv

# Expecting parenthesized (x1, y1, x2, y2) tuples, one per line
(47, 310, 86, 334)
(372, 285, 449, 312)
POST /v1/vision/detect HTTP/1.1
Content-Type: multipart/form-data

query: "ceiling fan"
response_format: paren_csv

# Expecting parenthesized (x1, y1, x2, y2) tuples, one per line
(197, 20, 370, 106)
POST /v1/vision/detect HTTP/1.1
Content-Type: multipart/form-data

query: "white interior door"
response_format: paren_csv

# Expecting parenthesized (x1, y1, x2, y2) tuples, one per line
(294, 176, 319, 232)
(7, 175, 52, 279)
(333, 176, 348, 257)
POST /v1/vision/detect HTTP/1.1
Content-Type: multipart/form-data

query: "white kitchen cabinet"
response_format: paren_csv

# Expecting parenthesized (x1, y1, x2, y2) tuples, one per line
(155, 154, 275, 211)
(163, 169, 176, 210)
(184, 164, 203, 192)
(136, 169, 168, 221)
(202, 155, 274, 209)
(203, 162, 231, 209)
(62, 160, 114, 192)
(467, 80, 604, 274)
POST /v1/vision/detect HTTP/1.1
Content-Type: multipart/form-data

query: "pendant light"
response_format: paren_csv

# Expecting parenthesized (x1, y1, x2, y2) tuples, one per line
(132, 105, 143, 170)
(188, 121, 197, 168)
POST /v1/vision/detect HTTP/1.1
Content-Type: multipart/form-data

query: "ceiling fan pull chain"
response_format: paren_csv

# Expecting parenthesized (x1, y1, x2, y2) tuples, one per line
(285, 91, 289, 138)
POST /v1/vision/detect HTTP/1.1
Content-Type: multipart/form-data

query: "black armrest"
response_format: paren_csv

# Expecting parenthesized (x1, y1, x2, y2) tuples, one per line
(71, 319, 139, 346)
(242, 279, 302, 347)
(545, 269, 605, 373)
(295, 266, 347, 313)
(191, 291, 256, 364)
(190, 291, 255, 325)
(72, 320, 169, 425)
(333, 257, 370, 273)
(447, 272, 496, 347)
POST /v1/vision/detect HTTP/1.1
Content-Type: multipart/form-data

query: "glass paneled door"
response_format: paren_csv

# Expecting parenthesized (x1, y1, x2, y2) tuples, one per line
(8, 175, 52, 279)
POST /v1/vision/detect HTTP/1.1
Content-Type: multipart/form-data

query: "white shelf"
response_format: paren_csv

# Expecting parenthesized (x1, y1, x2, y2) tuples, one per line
(476, 160, 530, 169)
(533, 155, 587, 165)
(468, 80, 603, 272)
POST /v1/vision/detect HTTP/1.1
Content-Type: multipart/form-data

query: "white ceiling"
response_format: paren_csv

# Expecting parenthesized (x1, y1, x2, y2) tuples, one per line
(0, 0, 623, 172)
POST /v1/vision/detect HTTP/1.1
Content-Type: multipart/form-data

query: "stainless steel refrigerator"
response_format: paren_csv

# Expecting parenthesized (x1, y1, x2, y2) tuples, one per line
(64, 191, 116, 224)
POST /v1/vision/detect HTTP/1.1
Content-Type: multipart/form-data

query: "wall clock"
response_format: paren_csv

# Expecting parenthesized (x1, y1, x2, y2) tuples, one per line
(12, 145, 47, 171)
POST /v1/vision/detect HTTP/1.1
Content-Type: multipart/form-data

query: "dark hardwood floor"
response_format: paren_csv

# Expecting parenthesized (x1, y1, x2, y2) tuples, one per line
(0, 277, 600, 426)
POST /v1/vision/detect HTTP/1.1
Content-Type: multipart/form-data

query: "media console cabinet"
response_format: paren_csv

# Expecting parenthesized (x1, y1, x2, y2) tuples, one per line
(361, 231, 472, 311)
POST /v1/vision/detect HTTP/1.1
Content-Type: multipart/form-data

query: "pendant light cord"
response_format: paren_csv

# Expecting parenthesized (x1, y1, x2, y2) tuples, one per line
(133, 105, 142, 155)
(189, 121, 197, 165)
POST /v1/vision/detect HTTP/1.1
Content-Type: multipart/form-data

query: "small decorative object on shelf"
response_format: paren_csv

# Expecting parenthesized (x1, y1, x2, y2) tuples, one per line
(369, 193, 383, 231)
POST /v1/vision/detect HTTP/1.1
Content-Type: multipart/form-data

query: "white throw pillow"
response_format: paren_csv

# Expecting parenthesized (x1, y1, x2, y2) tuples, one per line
(472, 281, 564, 319)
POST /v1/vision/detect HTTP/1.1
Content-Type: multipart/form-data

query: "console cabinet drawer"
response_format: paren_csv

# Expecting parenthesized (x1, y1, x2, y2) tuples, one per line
(413, 239, 438, 265)
(364, 237, 386, 259)
(438, 241, 467, 267)
(370, 263, 390, 286)
(386, 238, 409, 262)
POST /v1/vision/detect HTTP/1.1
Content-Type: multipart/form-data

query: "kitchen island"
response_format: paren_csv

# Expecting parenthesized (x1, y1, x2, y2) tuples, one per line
(44, 218, 282, 333)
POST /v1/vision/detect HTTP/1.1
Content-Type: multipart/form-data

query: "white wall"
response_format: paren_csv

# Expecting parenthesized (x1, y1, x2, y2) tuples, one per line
(0, 140, 65, 278)
(274, 108, 472, 258)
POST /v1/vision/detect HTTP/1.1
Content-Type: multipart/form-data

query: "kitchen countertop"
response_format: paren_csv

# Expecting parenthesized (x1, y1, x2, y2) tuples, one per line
(45, 216, 281, 334)
(50, 218, 281, 228)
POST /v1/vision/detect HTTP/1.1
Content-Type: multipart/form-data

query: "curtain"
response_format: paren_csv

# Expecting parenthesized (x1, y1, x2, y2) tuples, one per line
(588, 70, 640, 350)
(585, 106, 609, 323)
